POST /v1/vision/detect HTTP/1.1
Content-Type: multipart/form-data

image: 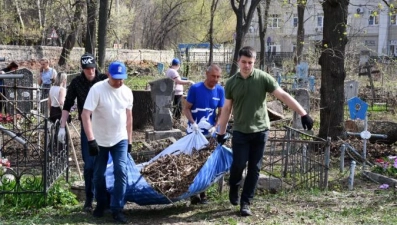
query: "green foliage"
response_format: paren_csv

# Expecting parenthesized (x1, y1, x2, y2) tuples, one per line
(0, 177, 78, 212)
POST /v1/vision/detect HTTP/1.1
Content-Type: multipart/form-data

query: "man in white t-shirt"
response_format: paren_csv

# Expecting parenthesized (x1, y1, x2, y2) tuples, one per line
(165, 58, 194, 120)
(81, 61, 133, 224)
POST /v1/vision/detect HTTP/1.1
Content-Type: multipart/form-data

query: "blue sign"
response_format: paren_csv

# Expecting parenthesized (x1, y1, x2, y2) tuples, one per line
(347, 97, 368, 120)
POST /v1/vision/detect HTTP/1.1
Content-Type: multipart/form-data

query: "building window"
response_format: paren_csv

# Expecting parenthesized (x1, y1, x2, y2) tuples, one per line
(268, 14, 280, 28)
(293, 15, 298, 27)
(365, 40, 376, 46)
(391, 14, 397, 25)
(317, 15, 323, 27)
(369, 10, 379, 25)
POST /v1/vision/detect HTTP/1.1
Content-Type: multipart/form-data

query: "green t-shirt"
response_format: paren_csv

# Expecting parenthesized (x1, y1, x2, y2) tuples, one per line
(225, 69, 279, 133)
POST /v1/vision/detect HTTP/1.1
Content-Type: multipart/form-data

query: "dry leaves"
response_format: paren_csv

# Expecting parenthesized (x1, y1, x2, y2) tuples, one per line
(141, 138, 217, 198)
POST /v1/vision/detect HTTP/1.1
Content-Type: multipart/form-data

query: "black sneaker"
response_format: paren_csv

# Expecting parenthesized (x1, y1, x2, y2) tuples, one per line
(83, 201, 93, 212)
(200, 197, 209, 204)
(92, 207, 105, 218)
(113, 211, 128, 224)
(240, 204, 252, 217)
(229, 186, 239, 206)
(83, 205, 93, 213)
(190, 195, 201, 205)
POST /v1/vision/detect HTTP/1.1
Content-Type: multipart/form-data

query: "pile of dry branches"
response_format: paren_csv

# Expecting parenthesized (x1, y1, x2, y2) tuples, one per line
(141, 139, 217, 198)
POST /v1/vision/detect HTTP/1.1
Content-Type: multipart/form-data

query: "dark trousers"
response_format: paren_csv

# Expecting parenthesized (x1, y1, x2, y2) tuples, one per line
(81, 122, 95, 205)
(229, 130, 269, 205)
(173, 95, 182, 120)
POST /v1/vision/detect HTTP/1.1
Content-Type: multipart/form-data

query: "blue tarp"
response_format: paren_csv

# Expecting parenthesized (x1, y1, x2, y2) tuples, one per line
(105, 144, 233, 206)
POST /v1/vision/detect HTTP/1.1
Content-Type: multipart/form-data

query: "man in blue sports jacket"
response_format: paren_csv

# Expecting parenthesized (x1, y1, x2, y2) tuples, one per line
(183, 64, 225, 204)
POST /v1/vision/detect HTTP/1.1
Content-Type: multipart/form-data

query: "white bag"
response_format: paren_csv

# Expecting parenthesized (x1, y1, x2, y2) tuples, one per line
(145, 131, 209, 164)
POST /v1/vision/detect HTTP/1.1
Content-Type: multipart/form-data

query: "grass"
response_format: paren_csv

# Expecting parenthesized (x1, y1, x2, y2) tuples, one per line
(2, 166, 397, 224)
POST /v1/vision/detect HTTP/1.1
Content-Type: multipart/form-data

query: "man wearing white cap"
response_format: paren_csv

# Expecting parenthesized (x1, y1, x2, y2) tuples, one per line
(81, 61, 133, 224)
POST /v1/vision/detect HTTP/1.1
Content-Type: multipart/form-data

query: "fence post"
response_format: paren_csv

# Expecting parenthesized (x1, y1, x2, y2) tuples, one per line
(348, 160, 356, 191)
(324, 137, 331, 190)
(340, 144, 346, 173)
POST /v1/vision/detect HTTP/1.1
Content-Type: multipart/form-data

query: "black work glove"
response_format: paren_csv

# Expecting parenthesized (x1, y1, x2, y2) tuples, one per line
(301, 114, 314, 130)
(217, 133, 226, 145)
(128, 144, 132, 153)
(88, 140, 100, 156)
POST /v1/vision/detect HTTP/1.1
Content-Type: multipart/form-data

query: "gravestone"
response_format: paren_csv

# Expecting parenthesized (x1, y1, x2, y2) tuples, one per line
(295, 62, 309, 89)
(3, 68, 34, 114)
(272, 67, 283, 85)
(149, 78, 173, 130)
(309, 75, 315, 92)
(146, 78, 182, 141)
(344, 80, 359, 101)
(292, 89, 310, 129)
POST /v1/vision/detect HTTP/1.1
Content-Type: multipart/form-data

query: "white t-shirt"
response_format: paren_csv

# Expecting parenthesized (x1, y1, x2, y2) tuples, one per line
(83, 79, 134, 147)
(49, 86, 66, 107)
(165, 68, 183, 95)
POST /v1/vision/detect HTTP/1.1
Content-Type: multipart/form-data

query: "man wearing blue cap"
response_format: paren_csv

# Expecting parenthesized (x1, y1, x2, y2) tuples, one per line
(81, 61, 133, 224)
(165, 58, 194, 120)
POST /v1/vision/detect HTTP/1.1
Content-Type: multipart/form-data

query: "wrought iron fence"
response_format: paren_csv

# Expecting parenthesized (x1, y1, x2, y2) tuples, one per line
(264, 126, 331, 190)
(0, 70, 69, 202)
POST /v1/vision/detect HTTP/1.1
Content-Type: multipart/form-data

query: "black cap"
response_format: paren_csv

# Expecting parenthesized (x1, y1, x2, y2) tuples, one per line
(81, 53, 96, 69)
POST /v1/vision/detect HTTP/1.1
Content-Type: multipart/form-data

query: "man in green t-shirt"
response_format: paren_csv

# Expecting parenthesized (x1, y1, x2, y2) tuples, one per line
(217, 46, 313, 217)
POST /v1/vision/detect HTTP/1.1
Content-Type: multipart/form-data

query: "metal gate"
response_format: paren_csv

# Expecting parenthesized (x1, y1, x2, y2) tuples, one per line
(263, 126, 330, 190)
(0, 70, 69, 200)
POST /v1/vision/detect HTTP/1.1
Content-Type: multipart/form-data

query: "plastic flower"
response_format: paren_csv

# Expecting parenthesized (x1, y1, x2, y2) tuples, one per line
(379, 184, 389, 189)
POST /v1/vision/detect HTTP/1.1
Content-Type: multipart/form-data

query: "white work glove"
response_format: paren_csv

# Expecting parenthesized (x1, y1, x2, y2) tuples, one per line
(197, 117, 212, 130)
(58, 127, 66, 144)
(191, 123, 199, 132)
(208, 127, 217, 136)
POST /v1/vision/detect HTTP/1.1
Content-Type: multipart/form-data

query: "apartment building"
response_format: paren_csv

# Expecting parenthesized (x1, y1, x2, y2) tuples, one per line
(244, 0, 394, 58)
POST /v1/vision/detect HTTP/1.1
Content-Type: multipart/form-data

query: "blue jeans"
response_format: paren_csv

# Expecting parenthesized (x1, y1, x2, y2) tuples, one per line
(80, 122, 95, 205)
(93, 139, 128, 212)
(230, 130, 269, 205)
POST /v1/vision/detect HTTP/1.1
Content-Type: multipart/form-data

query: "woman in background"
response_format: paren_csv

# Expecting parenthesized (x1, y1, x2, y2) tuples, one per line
(48, 72, 67, 123)
(38, 58, 57, 100)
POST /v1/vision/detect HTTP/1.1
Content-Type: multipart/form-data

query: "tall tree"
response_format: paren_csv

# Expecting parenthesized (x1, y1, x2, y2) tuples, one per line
(58, 0, 84, 66)
(295, 0, 306, 65)
(97, 0, 109, 70)
(208, 0, 220, 65)
(230, 0, 262, 76)
(85, 0, 97, 55)
(318, 0, 349, 139)
(257, 0, 271, 70)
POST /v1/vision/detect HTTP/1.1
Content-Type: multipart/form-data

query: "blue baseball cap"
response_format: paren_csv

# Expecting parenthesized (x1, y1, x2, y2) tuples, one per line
(172, 58, 180, 66)
(108, 61, 127, 79)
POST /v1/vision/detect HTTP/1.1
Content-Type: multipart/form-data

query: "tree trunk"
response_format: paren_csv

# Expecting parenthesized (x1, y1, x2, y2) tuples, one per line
(97, 0, 109, 70)
(14, 0, 25, 31)
(59, 0, 84, 66)
(318, 0, 349, 140)
(229, 0, 261, 76)
(85, 0, 97, 55)
(295, 1, 306, 65)
(257, 0, 270, 71)
(208, 0, 220, 66)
